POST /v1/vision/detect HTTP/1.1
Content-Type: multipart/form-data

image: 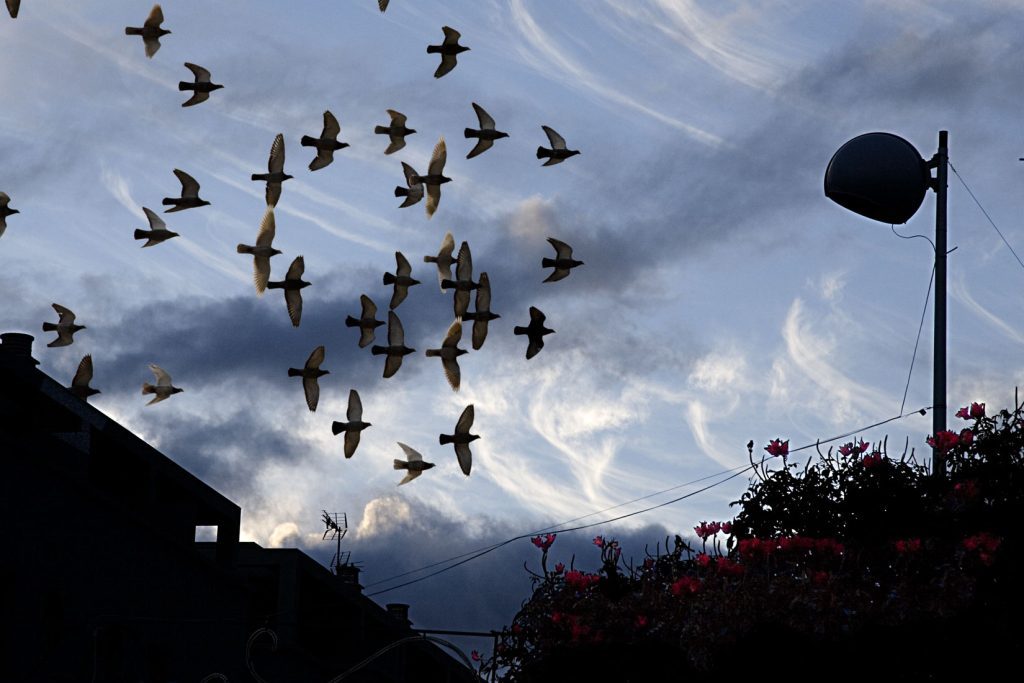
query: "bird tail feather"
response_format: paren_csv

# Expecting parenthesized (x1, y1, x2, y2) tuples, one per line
(464, 128, 476, 138)
(178, 81, 192, 91)
(374, 126, 389, 135)
(331, 421, 345, 436)
(537, 147, 551, 159)
(41, 322, 58, 332)
(513, 326, 528, 335)
(142, 383, 156, 395)
(394, 186, 408, 198)
(393, 459, 409, 470)
(125, 27, 143, 35)
(265, 281, 284, 290)
(344, 315, 361, 328)
(542, 257, 556, 268)
(382, 272, 396, 285)
(236, 244, 255, 254)
(425, 349, 442, 358)
(439, 434, 455, 445)
(300, 135, 318, 147)
(370, 346, 387, 356)
(286, 368, 303, 377)
(133, 229, 150, 241)
(439, 279, 456, 290)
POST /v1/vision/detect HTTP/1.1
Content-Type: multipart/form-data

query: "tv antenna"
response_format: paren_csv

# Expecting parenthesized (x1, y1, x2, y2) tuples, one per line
(322, 510, 351, 572)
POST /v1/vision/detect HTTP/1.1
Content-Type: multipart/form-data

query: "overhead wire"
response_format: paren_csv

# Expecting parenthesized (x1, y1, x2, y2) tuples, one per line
(364, 406, 930, 596)
(949, 161, 1024, 273)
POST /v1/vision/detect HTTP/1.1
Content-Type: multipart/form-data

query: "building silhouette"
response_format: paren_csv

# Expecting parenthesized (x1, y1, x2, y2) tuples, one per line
(0, 333, 476, 682)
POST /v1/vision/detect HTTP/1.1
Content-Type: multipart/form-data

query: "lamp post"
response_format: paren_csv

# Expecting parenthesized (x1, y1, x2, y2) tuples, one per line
(824, 130, 948, 477)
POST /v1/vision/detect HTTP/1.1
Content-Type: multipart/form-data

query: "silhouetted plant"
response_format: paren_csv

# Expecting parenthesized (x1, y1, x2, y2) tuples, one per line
(485, 397, 1024, 681)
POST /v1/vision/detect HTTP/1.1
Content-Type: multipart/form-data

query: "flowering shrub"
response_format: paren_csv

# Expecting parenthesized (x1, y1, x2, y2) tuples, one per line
(483, 398, 1024, 681)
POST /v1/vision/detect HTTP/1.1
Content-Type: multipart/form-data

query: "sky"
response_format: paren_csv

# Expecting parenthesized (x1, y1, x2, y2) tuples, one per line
(2, 0, 1024, 651)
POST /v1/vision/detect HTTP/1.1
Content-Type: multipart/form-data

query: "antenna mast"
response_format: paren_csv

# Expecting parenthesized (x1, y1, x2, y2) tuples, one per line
(321, 510, 350, 572)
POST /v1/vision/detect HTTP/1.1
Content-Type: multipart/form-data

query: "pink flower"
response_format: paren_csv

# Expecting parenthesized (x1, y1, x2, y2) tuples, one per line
(955, 406, 970, 419)
(970, 402, 986, 419)
(720, 521, 733, 535)
(959, 428, 974, 445)
(531, 533, 556, 551)
(862, 452, 884, 468)
(894, 538, 922, 554)
(471, 650, 482, 663)
(671, 576, 702, 596)
(635, 614, 649, 628)
(927, 430, 961, 453)
(838, 440, 869, 456)
(694, 521, 722, 540)
(717, 556, 745, 576)
(593, 535, 605, 548)
(553, 562, 565, 574)
(696, 553, 712, 568)
(764, 438, 789, 458)
(954, 480, 979, 501)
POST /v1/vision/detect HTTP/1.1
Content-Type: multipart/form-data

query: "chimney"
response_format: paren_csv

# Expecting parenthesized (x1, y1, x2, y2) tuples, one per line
(0, 333, 40, 369)
(386, 603, 411, 627)
(334, 563, 362, 592)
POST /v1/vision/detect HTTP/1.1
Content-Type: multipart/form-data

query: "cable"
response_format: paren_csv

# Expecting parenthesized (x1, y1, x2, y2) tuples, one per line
(949, 161, 1024, 272)
(364, 407, 930, 596)
(899, 266, 935, 416)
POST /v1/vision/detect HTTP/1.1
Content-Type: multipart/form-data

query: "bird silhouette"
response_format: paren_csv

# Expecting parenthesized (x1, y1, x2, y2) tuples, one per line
(179, 63, 222, 107)
(162, 169, 210, 212)
(134, 207, 179, 247)
(394, 162, 424, 208)
(440, 241, 478, 318)
(542, 237, 584, 282)
(514, 306, 554, 359)
(425, 318, 467, 391)
(236, 206, 282, 295)
(69, 355, 100, 402)
(0, 192, 18, 239)
(375, 109, 416, 155)
(142, 364, 183, 405)
(371, 311, 415, 378)
(537, 126, 580, 166)
(301, 110, 349, 171)
(423, 231, 456, 291)
(266, 255, 309, 327)
(439, 404, 479, 476)
(383, 251, 421, 310)
(125, 4, 169, 58)
(345, 294, 385, 348)
(465, 103, 508, 159)
(42, 303, 85, 347)
(252, 134, 292, 207)
(6, 0, 19, 19)
(428, 26, 469, 78)
(393, 442, 435, 485)
(416, 137, 450, 218)
(331, 389, 371, 458)
(288, 345, 329, 412)
(463, 272, 499, 350)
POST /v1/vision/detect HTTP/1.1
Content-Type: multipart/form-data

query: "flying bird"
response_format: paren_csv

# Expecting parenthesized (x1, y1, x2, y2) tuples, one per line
(394, 162, 424, 208)
(464, 103, 508, 159)
(251, 133, 292, 207)
(418, 137, 450, 218)
(125, 4, 170, 58)
(424, 231, 456, 290)
(425, 319, 467, 391)
(542, 237, 584, 282)
(439, 404, 479, 476)
(393, 442, 435, 486)
(383, 251, 420, 310)
(236, 206, 282, 295)
(266, 255, 310, 327)
(378, 0, 389, 11)
(345, 294, 385, 348)
(6, 0, 20, 19)
(142, 364, 183, 405)
(0, 192, 18, 239)
(331, 389, 371, 458)
(514, 306, 554, 359)
(440, 241, 478, 318)
(179, 63, 223, 107)
(427, 26, 469, 79)
(536, 126, 580, 166)
(288, 345, 329, 412)
(162, 169, 210, 212)
(42, 303, 85, 348)
(463, 272, 499, 350)
(134, 207, 179, 247)
(301, 110, 349, 172)
(375, 109, 416, 155)
(69, 355, 100, 402)
(371, 311, 415, 378)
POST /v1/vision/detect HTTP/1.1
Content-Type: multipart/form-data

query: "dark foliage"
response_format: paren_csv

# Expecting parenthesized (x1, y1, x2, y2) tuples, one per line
(485, 399, 1024, 681)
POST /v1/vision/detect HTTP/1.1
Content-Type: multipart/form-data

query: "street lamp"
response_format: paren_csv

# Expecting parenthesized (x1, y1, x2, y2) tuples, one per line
(824, 131, 949, 476)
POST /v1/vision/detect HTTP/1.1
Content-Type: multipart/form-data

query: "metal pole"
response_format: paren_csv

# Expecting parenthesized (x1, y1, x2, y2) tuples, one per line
(933, 130, 948, 477)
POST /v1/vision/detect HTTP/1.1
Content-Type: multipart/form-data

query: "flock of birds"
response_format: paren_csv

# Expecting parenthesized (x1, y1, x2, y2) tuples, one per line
(3, 3, 586, 486)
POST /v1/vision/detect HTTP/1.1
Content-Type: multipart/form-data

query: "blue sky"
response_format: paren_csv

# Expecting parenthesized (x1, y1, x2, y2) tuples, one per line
(2, 0, 1023, 638)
